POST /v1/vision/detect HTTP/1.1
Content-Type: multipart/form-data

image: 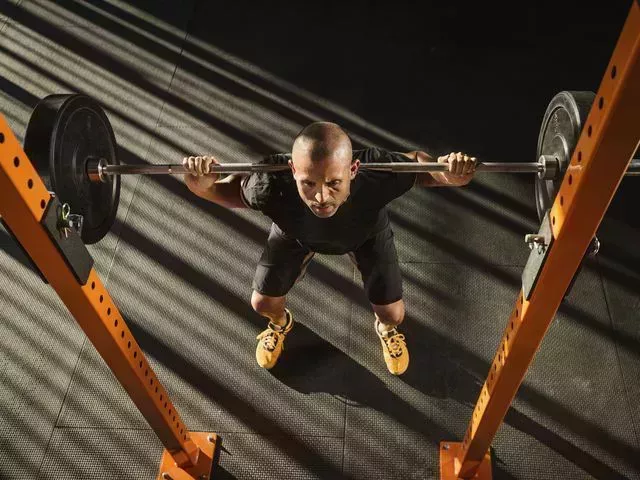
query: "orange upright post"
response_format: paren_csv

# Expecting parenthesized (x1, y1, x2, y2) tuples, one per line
(440, 2, 640, 479)
(0, 120, 220, 477)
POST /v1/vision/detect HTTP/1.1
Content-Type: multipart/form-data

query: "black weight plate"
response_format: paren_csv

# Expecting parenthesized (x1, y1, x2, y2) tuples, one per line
(535, 91, 595, 221)
(24, 94, 120, 244)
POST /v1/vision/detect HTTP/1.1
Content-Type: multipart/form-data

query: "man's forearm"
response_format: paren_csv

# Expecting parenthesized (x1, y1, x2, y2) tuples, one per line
(409, 151, 473, 187)
(187, 175, 247, 208)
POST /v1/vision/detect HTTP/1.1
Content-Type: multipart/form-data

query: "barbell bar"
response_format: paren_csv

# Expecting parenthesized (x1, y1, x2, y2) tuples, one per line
(88, 157, 640, 182)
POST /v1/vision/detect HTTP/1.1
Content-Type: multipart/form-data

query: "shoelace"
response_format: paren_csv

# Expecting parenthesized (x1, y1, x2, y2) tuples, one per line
(385, 334, 406, 358)
(257, 329, 281, 352)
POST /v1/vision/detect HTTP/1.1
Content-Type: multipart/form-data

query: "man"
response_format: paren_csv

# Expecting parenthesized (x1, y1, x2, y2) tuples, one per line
(183, 122, 476, 375)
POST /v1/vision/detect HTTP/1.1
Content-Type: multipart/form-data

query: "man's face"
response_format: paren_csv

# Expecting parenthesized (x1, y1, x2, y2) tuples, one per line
(289, 154, 360, 218)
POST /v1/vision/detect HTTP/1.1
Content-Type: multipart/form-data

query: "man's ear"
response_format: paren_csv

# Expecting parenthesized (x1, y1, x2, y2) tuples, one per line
(350, 159, 360, 179)
(288, 159, 296, 174)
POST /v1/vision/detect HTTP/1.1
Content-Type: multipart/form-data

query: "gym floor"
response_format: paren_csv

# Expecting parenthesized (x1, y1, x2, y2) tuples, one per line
(1, 1, 639, 479)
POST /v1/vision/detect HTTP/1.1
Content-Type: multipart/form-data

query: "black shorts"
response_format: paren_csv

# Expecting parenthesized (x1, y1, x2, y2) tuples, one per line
(252, 223, 403, 305)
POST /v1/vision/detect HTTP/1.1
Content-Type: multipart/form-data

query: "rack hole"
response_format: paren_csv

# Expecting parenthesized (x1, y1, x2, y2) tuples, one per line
(598, 97, 604, 109)
(578, 151, 582, 162)
(27, 179, 33, 189)
(611, 65, 617, 79)
(560, 196, 564, 206)
(587, 126, 592, 137)
(569, 174, 573, 185)
(13, 157, 19, 167)
(40, 199, 46, 209)
(99, 295, 104, 303)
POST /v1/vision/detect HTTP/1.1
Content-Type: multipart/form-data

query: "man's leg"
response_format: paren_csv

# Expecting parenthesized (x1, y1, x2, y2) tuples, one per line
(371, 298, 405, 333)
(351, 226, 409, 375)
(252, 223, 314, 369)
(251, 291, 288, 327)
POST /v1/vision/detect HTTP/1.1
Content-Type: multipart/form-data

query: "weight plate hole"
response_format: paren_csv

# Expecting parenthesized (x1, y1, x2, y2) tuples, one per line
(27, 179, 33, 189)
(611, 65, 617, 79)
(13, 157, 19, 167)
(598, 97, 604, 109)
(587, 125, 592, 137)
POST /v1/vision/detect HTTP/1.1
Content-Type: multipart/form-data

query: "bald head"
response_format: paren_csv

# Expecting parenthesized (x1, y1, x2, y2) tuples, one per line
(292, 122, 352, 165)
(288, 122, 359, 218)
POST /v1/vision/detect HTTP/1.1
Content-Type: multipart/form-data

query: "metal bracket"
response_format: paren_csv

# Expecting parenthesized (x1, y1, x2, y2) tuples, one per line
(41, 195, 94, 285)
(522, 210, 554, 300)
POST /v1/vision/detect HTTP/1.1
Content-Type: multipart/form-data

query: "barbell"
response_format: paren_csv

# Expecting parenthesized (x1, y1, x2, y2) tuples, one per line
(22, 92, 639, 245)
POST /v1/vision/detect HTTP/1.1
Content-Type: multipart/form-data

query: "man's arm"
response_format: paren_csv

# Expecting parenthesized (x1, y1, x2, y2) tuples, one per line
(183, 156, 249, 209)
(186, 174, 248, 209)
(402, 151, 476, 187)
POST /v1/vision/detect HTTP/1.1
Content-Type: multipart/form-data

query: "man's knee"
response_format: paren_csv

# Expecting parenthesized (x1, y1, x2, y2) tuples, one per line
(251, 290, 285, 317)
(372, 299, 405, 326)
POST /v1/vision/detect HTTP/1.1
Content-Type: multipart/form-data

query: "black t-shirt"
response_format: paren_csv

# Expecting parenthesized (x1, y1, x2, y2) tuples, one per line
(241, 147, 417, 254)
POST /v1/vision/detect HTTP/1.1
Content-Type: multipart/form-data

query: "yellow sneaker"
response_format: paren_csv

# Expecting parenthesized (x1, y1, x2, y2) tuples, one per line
(255, 309, 294, 369)
(375, 319, 409, 375)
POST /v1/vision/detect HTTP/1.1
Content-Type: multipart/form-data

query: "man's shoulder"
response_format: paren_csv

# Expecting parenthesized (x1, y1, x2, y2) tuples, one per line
(256, 152, 292, 165)
(240, 153, 294, 211)
(353, 147, 382, 163)
(353, 147, 410, 164)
